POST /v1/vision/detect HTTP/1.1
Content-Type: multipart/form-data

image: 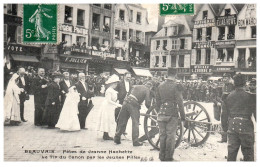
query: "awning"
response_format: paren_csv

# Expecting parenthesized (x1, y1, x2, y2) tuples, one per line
(236, 71, 256, 75)
(114, 68, 129, 75)
(208, 77, 223, 81)
(11, 54, 39, 62)
(132, 68, 153, 77)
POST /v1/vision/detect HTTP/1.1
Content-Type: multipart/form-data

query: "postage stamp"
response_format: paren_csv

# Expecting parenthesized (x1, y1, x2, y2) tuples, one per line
(159, 4, 194, 15)
(23, 4, 57, 43)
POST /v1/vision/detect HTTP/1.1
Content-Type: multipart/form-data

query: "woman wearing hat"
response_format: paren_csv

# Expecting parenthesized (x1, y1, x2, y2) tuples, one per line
(96, 74, 122, 140)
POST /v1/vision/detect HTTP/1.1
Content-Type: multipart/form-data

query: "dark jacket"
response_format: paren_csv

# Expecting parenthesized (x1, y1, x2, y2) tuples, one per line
(130, 85, 151, 109)
(60, 79, 73, 94)
(75, 81, 94, 104)
(45, 82, 61, 106)
(117, 80, 133, 104)
(32, 75, 49, 105)
(155, 80, 185, 120)
(17, 75, 29, 102)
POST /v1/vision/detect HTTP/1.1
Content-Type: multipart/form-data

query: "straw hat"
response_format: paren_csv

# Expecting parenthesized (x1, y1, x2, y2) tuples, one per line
(105, 74, 120, 84)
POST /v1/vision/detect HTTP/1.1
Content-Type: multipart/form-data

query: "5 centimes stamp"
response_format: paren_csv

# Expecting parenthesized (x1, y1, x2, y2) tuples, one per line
(23, 4, 57, 43)
(159, 4, 194, 15)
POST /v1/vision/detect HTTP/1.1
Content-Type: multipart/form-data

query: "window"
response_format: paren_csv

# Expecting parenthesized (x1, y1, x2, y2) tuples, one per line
(129, 29, 133, 40)
(205, 49, 211, 64)
(251, 26, 256, 38)
(91, 37, 99, 48)
(92, 13, 100, 30)
(162, 56, 167, 67)
(104, 4, 112, 10)
(77, 9, 85, 26)
(227, 49, 234, 62)
(7, 25, 17, 43)
(136, 50, 140, 57)
(93, 4, 101, 7)
(115, 49, 120, 57)
(136, 31, 141, 42)
(197, 28, 202, 41)
(165, 27, 167, 36)
(119, 10, 125, 21)
(129, 10, 133, 22)
(238, 49, 246, 68)
(16, 26, 22, 43)
(115, 29, 120, 40)
(218, 27, 225, 40)
(4, 24, 7, 42)
(239, 27, 246, 39)
(180, 39, 185, 49)
(217, 49, 225, 62)
(203, 10, 208, 19)
(225, 9, 231, 16)
(248, 48, 256, 68)
(163, 40, 167, 50)
(196, 50, 201, 64)
(227, 25, 235, 39)
(172, 26, 178, 35)
(76, 36, 86, 46)
(171, 55, 176, 67)
(103, 16, 111, 32)
(62, 33, 72, 46)
(64, 6, 73, 24)
(137, 12, 141, 24)
(206, 27, 212, 41)
(122, 31, 127, 41)
(6, 4, 17, 15)
(155, 56, 159, 67)
(156, 40, 160, 50)
(178, 55, 184, 67)
(172, 39, 178, 50)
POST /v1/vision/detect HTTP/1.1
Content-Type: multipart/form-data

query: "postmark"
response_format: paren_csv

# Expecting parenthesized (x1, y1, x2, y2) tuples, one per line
(159, 4, 194, 15)
(23, 4, 57, 44)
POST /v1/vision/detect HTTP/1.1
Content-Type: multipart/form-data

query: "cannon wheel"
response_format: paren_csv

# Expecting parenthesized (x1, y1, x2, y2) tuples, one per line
(143, 101, 211, 150)
(182, 101, 211, 147)
(143, 106, 183, 150)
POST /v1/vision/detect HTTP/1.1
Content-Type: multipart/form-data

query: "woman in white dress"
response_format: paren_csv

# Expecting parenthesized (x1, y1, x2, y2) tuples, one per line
(4, 73, 22, 126)
(97, 74, 122, 140)
(56, 86, 81, 131)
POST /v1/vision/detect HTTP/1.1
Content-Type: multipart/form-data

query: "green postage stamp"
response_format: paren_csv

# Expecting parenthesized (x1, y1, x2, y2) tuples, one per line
(23, 4, 57, 43)
(159, 4, 194, 15)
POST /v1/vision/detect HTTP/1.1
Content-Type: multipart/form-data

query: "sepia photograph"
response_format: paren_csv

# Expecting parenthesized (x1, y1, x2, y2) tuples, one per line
(2, 1, 257, 163)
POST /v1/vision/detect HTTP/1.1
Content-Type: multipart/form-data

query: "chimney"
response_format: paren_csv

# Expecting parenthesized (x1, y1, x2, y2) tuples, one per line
(157, 15, 166, 32)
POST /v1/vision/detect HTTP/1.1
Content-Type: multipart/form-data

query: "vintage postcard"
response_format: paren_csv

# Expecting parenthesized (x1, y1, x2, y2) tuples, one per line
(3, 2, 257, 163)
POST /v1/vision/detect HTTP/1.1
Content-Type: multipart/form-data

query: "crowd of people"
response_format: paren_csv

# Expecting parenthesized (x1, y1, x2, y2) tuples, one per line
(3, 66, 256, 161)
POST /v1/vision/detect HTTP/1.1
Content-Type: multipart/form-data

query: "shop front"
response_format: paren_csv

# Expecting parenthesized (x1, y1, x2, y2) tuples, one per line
(190, 65, 213, 80)
(129, 41, 148, 68)
(212, 66, 235, 77)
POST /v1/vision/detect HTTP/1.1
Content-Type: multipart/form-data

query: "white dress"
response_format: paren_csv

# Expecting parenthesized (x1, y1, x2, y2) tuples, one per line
(96, 87, 121, 134)
(56, 90, 80, 131)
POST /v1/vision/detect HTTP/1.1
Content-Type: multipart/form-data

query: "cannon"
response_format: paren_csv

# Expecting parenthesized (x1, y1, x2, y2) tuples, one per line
(141, 101, 212, 150)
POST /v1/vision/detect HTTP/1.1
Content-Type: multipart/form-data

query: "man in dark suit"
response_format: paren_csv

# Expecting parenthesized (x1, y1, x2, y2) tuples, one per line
(75, 73, 94, 129)
(45, 72, 62, 128)
(60, 72, 73, 108)
(115, 72, 132, 121)
(17, 67, 29, 122)
(32, 68, 48, 126)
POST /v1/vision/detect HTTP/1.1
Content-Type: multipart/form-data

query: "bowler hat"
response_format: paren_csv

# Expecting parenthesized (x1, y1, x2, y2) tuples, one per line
(51, 71, 62, 79)
(167, 68, 177, 77)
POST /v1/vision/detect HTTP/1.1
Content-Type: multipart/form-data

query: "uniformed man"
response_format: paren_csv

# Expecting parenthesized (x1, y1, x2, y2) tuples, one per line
(223, 73, 256, 161)
(219, 73, 235, 143)
(114, 81, 153, 146)
(155, 68, 186, 161)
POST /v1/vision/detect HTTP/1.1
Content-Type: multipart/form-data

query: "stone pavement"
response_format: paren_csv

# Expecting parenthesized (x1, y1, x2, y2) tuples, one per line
(4, 95, 244, 162)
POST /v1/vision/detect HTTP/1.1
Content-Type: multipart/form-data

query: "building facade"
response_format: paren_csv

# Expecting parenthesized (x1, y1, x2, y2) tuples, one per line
(150, 16, 193, 78)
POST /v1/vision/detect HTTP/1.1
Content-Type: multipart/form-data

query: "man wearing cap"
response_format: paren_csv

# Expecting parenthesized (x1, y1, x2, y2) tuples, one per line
(114, 81, 153, 146)
(218, 73, 235, 143)
(155, 68, 186, 161)
(223, 73, 256, 161)
(45, 72, 62, 128)
(60, 72, 73, 108)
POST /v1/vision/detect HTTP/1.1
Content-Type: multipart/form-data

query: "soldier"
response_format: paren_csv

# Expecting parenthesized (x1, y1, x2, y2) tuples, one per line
(114, 81, 153, 146)
(223, 74, 256, 161)
(155, 68, 186, 161)
(219, 73, 234, 143)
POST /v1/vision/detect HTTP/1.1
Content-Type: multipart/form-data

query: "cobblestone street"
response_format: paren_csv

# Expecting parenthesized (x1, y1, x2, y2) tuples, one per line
(4, 95, 244, 162)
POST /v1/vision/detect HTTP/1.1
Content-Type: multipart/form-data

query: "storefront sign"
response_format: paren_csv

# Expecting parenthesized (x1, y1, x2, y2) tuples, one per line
(170, 50, 191, 55)
(176, 68, 191, 74)
(59, 24, 88, 35)
(216, 15, 237, 26)
(215, 40, 236, 48)
(92, 50, 116, 59)
(191, 65, 212, 73)
(192, 41, 215, 49)
(152, 51, 169, 56)
(43, 45, 58, 54)
(4, 14, 22, 25)
(238, 18, 256, 27)
(63, 46, 91, 55)
(194, 18, 215, 28)
(60, 56, 91, 64)
(5, 44, 41, 55)
(213, 66, 234, 72)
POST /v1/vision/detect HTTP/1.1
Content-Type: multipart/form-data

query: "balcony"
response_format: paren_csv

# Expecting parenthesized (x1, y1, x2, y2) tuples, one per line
(215, 60, 235, 66)
(227, 34, 235, 40)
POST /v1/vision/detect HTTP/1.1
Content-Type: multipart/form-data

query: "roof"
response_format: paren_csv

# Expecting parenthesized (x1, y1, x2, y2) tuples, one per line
(233, 4, 245, 13)
(210, 4, 226, 15)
